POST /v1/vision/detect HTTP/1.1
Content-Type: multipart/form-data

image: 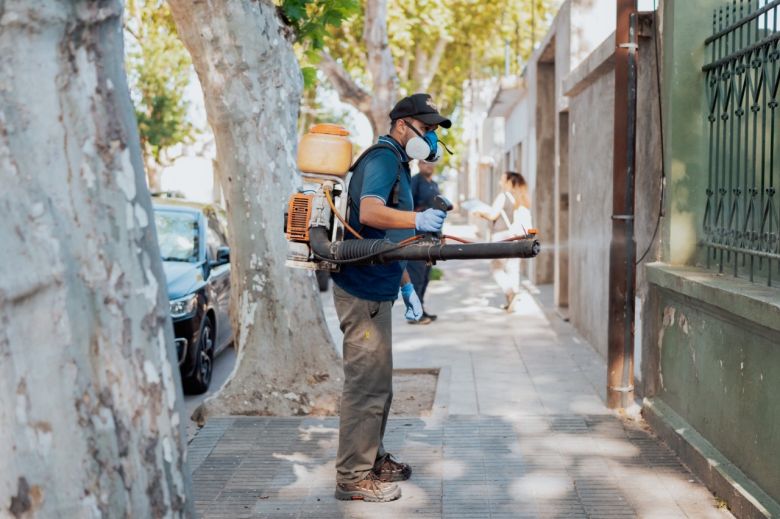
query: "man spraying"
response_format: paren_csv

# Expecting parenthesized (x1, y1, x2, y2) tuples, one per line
(331, 93, 451, 502)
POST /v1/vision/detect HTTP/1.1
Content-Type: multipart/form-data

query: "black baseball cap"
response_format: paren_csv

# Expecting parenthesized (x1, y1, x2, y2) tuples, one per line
(389, 93, 452, 129)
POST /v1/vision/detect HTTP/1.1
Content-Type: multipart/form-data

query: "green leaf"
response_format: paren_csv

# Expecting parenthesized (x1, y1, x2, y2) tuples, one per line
(283, 1, 307, 22)
(301, 66, 318, 88)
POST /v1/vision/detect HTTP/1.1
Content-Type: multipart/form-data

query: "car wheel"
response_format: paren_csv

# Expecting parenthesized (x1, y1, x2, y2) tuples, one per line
(183, 315, 214, 395)
(315, 270, 329, 292)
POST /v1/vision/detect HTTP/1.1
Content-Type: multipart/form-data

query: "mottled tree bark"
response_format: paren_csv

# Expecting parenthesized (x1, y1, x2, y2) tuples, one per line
(0, 1, 192, 517)
(168, 0, 341, 419)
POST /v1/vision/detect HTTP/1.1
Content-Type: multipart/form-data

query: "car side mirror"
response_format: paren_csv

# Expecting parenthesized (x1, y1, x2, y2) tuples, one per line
(213, 246, 230, 266)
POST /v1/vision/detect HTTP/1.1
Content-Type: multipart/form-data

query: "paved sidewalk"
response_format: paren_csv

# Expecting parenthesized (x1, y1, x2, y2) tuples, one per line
(189, 231, 732, 518)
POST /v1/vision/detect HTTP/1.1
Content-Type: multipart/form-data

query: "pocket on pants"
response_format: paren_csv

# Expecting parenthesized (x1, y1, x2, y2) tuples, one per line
(367, 300, 381, 319)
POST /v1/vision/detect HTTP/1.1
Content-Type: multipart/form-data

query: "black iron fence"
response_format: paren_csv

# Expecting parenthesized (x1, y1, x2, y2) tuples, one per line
(703, 0, 780, 286)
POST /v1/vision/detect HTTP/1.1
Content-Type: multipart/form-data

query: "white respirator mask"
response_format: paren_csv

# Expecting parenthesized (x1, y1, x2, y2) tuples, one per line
(405, 123, 443, 163)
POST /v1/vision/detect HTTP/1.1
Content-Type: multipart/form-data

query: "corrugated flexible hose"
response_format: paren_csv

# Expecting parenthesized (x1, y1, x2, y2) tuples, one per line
(308, 226, 540, 265)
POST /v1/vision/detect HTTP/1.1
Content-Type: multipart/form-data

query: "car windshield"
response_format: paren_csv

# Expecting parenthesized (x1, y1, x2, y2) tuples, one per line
(154, 209, 199, 262)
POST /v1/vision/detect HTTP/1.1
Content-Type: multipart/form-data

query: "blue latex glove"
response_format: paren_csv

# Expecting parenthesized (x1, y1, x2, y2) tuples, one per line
(414, 208, 447, 233)
(400, 282, 423, 321)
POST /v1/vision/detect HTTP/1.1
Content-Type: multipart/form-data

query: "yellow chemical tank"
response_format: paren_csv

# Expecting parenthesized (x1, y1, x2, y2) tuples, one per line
(297, 123, 353, 176)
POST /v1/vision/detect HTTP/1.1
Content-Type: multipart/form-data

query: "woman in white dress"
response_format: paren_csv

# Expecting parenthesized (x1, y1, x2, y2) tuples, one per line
(476, 172, 532, 310)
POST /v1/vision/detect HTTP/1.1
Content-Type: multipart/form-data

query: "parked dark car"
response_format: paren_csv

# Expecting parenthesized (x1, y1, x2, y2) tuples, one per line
(153, 200, 233, 394)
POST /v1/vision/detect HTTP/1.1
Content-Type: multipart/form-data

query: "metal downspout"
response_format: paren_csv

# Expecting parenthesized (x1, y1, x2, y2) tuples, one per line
(607, 1, 638, 409)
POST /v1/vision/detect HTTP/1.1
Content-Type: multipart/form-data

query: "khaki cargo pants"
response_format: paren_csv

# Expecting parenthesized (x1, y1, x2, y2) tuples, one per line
(332, 284, 394, 484)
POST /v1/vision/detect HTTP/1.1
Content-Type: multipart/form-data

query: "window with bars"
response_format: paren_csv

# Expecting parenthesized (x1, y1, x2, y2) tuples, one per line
(703, 0, 780, 286)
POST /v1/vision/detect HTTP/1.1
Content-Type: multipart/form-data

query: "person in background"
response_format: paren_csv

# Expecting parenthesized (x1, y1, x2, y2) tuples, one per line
(406, 160, 440, 325)
(475, 171, 532, 311)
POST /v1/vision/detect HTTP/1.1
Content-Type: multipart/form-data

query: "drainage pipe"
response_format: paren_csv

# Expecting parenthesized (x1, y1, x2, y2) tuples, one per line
(607, 1, 638, 410)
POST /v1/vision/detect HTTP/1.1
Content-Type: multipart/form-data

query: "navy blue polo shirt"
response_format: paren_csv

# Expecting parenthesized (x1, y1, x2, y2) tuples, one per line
(331, 136, 414, 301)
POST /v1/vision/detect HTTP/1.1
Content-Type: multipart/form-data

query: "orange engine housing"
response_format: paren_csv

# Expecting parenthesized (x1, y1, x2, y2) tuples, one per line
(286, 193, 313, 242)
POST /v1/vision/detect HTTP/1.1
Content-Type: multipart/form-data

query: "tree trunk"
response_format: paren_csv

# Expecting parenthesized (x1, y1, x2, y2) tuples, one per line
(362, 0, 398, 136)
(168, 0, 341, 419)
(318, 0, 399, 139)
(413, 35, 449, 92)
(317, 51, 373, 120)
(0, 1, 192, 517)
(144, 151, 162, 193)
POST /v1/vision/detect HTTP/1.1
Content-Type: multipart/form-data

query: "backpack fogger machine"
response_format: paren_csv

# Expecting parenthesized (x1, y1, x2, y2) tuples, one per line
(284, 124, 541, 271)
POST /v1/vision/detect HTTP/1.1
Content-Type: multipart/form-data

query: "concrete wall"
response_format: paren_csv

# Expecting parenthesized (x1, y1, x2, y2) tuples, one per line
(481, 116, 506, 203)
(567, 67, 614, 356)
(505, 95, 530, 162)
(561, 13, 662, 362)
(460, 78, 500, 206)
(533, 59, 557, 285)
(634, 14, 664, 389)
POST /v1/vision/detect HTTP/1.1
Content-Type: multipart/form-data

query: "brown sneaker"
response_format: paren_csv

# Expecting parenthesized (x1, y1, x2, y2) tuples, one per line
(335, 472, 401, 502)
(373, 454, 412, 482)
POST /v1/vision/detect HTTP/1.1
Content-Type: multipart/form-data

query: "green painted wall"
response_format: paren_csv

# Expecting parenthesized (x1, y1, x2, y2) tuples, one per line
(661, 0, 712, 266)
(644, 0, 780, 506)
(654, 287, 780, 502)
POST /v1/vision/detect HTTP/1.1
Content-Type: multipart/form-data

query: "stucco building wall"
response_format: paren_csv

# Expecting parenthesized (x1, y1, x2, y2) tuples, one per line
(566, 69, 614, 356)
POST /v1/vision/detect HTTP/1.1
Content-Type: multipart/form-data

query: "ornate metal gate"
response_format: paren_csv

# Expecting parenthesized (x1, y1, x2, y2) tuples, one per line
(703, 0, 780, 285)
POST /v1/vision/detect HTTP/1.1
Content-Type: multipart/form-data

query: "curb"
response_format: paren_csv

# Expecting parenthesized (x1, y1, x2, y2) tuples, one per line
(431, 364, 450, 422)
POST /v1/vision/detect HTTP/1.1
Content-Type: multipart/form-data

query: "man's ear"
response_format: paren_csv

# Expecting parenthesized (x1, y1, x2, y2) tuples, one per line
(398, 119, 411, 143)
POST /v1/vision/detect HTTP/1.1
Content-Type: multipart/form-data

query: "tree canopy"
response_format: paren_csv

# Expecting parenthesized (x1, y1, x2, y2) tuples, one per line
(323, 0, 557, 120)
(125, 0, 196, 188)
(295, 0, 558, 166)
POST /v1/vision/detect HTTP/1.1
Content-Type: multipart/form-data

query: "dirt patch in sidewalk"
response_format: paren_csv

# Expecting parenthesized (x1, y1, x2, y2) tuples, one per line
(390, 368, 438, 417)
(304, 368, 438, 417)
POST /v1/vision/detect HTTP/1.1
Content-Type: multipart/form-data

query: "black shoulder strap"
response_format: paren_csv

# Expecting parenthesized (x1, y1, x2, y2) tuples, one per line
(348, 142, 404, 215)
(349, 141, 402, 172)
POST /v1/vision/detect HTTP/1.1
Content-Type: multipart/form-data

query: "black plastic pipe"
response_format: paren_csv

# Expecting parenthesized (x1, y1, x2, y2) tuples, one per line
(309, 227, 540, 265)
